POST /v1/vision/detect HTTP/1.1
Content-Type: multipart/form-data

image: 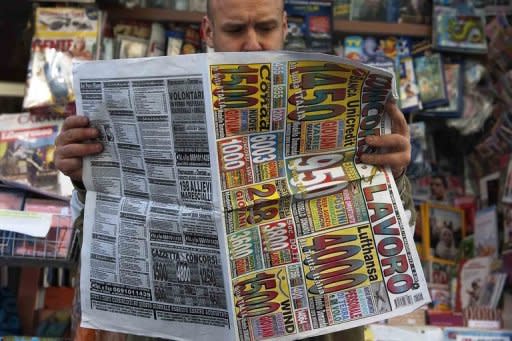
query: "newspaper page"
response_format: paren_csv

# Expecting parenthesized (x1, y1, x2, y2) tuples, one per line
(74, 52, 430, 341)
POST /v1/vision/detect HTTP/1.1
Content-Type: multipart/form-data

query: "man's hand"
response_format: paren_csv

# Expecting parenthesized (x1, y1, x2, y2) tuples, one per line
(55, 116, 103, 182)
(360, 101, 411, 179)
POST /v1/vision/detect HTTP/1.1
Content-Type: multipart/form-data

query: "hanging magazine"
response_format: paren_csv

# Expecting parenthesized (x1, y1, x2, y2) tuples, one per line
(74, 52, 430, 341)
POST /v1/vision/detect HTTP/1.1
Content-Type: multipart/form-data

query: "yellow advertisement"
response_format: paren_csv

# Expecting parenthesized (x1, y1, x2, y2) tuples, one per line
(286, 61, 368, 156)
(233, 267, 296, 339)
(211, 64, 272, 138)
(298, 225, 382, 296)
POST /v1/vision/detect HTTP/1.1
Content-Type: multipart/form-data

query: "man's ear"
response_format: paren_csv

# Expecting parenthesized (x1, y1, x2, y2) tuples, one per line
(282, 11, 288, 43)
(202, 16, 215, 48)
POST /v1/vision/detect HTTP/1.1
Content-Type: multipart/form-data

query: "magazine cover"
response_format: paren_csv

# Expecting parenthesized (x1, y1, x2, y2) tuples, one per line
(474, 206, 499, 258)
(433, 4, 488, 54)
(424, 62, 464, 117)
(407, 122, 429, 178)
(0, 113, 71, 198)
(504, 157, 512, 203)
(414, 53, 449, 108)
(23, 7, 100, 111)
(397, 48, 421, 113)
(456, 256, 492, 310)
(454, 196, 476, 235)
(505, 204, 512, 248)
(422, 203, 465, 264)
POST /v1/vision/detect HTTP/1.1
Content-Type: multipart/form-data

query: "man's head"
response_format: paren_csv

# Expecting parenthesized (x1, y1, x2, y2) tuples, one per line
(202, 0, 287, 52)
(430, 175, 447, 201)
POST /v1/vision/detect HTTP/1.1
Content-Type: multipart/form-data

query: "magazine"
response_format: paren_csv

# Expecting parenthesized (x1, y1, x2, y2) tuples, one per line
(23, 7, 100, 110)
(474, 206, 498, 258)
(73, 52, 430, 340)
(0, 113, 72, 198)
(456, 256, 492, 310)
(424, 62, 463, 118)
(413, 52, 449, 109)
(421, 203, 465, 264)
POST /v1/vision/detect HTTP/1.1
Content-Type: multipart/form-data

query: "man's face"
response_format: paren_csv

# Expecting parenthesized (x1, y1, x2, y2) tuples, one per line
(430, 178, 446, 200)
(202, 0, 288, 52)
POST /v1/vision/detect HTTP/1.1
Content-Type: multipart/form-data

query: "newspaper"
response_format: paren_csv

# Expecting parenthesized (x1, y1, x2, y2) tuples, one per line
(74, 52, 430, 341)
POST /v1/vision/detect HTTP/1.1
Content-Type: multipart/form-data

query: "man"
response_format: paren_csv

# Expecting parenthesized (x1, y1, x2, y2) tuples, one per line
(55, 0, 414, 340)
(430, 175, 448, 202)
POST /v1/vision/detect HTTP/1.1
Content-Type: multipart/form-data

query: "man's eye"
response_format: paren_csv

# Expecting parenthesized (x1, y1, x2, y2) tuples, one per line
(258, 25, 277, 33)
(225, 26, 244, 34)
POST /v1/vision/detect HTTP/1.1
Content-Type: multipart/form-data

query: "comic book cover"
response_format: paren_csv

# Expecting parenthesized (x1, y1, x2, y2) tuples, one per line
(0, 113, 71, 198)
(350, 0, 388, 21)
(343, 35, 364, 61)
(474, 206, 499, 258)
(398, 0, 431, 24)
(433, 4, 488, 54)
(285, 1, 332, 53)
(421, 203, 465, 264)
(333, 0, 351, 19)
(23, 7, 100, 111)
(424, 62, 464, 117)
(484, 0, 512, 15)
(397, 38, 421, 113)
(413, 52, 449, 109)
(407, 122, 430, 179)
(13, 198, 73, 259)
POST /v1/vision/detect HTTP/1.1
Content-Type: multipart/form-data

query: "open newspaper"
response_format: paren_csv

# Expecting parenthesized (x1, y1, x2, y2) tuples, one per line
(74, 52, 430, 341)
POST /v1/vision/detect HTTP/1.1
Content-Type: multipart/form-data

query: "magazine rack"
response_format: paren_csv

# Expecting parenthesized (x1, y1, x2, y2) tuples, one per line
(0, 222, 79, 268)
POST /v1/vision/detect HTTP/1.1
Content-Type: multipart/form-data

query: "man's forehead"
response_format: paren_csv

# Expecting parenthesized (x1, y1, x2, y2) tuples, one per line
(207, 0, 285, 20)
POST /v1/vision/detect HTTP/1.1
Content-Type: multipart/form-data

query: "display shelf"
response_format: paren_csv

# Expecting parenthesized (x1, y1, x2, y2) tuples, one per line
(104, 7, 205, 23)
(333, 19, 432, 37)
(0, 82, 25, 98)
(104, 8, 432, 37)
(0, 257, 77, 269)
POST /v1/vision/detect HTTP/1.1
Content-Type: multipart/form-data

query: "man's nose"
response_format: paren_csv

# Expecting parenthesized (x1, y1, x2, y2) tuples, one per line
(242, 28, 263, 51)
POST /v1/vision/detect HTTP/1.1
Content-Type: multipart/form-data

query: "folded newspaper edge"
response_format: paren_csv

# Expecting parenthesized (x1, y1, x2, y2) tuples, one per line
(74, 51, 430, 341)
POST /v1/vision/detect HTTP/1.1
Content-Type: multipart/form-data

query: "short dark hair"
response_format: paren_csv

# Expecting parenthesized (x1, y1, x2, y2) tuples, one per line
(207, 0, 285, 19)
(431, 175, 448, 188)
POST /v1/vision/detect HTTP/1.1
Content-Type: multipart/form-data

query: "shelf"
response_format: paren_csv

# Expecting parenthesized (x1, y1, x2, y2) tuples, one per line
(333, 20, 432, 37)
(104, 8, 432, 37)
(0, 82, 25, 98)
(104, 7, 205, 24)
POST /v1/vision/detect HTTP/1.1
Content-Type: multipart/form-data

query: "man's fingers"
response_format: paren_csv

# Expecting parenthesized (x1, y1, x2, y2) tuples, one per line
(365, 134, 409, 151)
(360, 151, 411, 170)
(386, 101, 409, 137)
(55, 158, 82, 174)
(56, 143, 103, 159)
(55, 127, 99, 146)
(62, 115, 89, 131)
